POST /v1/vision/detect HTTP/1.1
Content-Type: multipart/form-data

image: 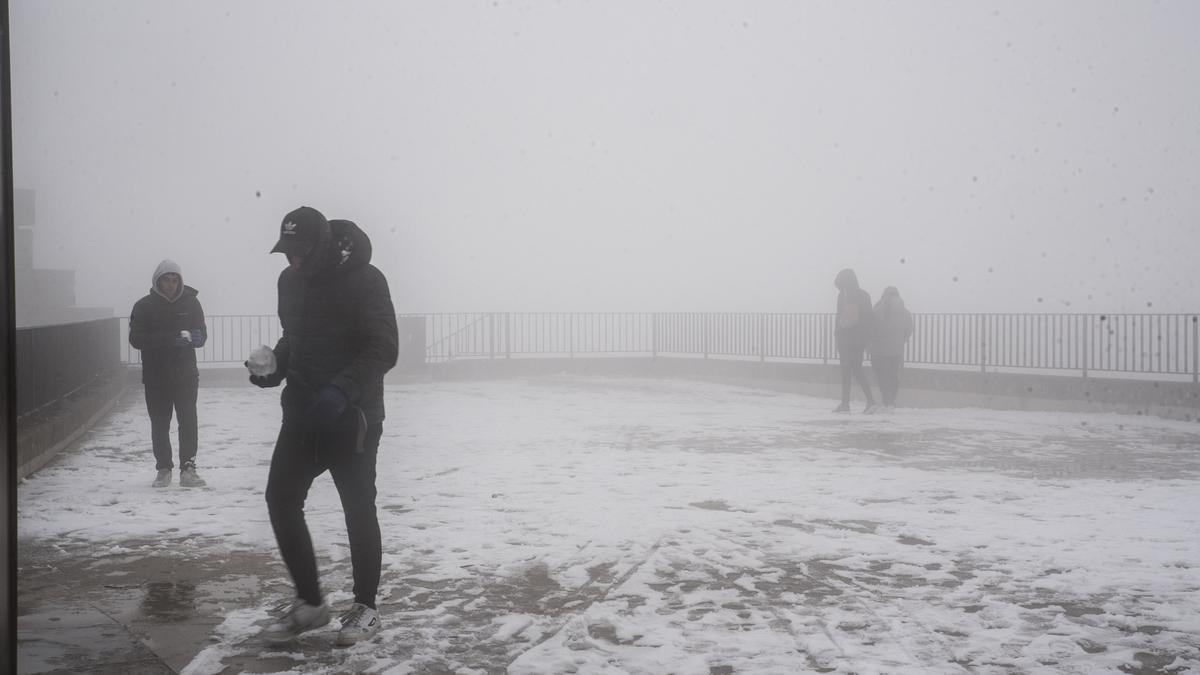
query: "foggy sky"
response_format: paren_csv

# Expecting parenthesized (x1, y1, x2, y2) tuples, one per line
(10, 1, 1200, 317)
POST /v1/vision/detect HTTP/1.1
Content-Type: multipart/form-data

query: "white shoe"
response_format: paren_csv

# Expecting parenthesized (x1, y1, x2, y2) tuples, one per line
(261, 599, 330, 644)
(336, 603, 380, 646)
(152, 469, 171, 488)
(863, 403, 880, 415)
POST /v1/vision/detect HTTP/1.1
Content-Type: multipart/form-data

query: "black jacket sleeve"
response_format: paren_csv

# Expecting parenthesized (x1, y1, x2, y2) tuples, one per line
(271, 272, 292, 377)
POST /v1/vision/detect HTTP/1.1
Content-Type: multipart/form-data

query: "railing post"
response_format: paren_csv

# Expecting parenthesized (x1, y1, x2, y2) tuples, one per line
(1193, 315, 1198, 384)
(979, 313, 987, 373)
(569, 314, 574, 359)
(1082, 314, 1089, 379)
(759, 313, 765, 363)
(505, 312, 511, 359)
(703, 314, 709, 359)
(652, 313, 658, 359)
(822, 313, 829, 365)
(488, 313, 495, 360)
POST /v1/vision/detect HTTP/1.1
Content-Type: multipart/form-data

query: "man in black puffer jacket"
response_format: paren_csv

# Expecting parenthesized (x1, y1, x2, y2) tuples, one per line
(249, 206, 398, 646)
(129, 260, 208, 488)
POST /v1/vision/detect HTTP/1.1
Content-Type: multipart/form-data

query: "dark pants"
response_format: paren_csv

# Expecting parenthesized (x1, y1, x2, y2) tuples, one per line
(144, 374, 199, 470)
(265, 419, 383, 609)
(872, 355, 903, 406)
(837, 340, 876, 406)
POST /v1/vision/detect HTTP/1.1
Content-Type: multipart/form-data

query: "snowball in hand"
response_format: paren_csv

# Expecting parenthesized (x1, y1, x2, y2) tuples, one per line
(246, 345, 277, 376)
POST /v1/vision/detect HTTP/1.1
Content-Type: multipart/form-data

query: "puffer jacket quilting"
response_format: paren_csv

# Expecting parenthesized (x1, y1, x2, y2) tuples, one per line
(272, 220, 399, 425)
(129, 285, 207, 381)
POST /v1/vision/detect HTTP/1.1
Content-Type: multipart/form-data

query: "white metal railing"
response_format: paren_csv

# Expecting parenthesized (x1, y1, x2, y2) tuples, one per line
(119, 312, 1200, 381)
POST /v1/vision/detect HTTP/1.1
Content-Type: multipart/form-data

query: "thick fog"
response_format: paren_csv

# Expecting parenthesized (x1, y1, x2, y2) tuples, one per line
(10, 1, 1200, 318)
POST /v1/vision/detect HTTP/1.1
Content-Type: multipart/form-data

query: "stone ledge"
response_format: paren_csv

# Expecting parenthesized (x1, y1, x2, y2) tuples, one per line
(423, 356, 1200, 422)
(147, 358, 1199, 422)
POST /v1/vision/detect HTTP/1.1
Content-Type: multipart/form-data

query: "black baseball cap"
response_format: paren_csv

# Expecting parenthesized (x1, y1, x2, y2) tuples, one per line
(271, 206, 328, 256)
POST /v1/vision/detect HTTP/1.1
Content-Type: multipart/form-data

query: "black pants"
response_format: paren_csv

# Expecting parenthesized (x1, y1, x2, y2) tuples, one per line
(872, 355, 902, 406)
(265, 419, 383, 609)
(837, 340, 876, 406)
(144, 374, 199, 470)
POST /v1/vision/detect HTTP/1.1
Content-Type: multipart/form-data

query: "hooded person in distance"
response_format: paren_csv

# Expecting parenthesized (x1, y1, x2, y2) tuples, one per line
(869, 286, 914, 411)
(832, 268, 878, 413)
(128, 259, 208, 487)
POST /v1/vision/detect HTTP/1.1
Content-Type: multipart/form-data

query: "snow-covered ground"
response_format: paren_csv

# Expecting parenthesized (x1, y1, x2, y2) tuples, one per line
(18, 376, 1200, 674)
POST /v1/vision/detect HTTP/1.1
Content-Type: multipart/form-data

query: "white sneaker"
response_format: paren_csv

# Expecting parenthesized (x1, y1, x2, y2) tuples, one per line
(863, 403, 880, 415)
(336, 603, 380, 646)
(152, 469, 171, 488)
(261, 599, 330, 644)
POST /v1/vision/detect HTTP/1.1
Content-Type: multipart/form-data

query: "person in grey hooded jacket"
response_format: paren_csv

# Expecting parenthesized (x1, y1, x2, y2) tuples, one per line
(128, 260, 208, 487)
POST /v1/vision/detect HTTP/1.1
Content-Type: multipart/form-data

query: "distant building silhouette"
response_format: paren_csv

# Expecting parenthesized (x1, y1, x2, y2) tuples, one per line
(15, 189, 112, 327)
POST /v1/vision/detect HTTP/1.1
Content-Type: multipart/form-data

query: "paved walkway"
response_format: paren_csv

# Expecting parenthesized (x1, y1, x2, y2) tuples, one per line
(16, 376, 1200, 674)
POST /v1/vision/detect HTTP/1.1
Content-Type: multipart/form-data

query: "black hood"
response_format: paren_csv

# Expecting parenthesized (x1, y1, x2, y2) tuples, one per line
(306, 219, 372, 276)
(834, 268, 860, 291)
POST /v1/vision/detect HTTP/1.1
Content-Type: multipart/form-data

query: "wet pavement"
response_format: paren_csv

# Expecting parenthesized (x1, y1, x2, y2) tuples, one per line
(18, 540, 275, 674)
(16, 377, 1200, 674)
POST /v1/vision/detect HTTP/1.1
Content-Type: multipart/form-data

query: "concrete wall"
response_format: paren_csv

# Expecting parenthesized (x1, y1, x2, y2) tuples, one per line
(16, 316, 130, 479)
(16, 317, 122, 416)
(17, 366, 133, 480)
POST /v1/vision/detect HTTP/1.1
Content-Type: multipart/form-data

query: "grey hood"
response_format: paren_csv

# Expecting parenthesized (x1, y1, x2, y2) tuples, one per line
(151, 259, 184, 302)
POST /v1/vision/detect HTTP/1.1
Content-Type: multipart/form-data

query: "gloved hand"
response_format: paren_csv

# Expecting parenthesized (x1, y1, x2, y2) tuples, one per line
(173, 330, 192, 347)
(305, 386, 348, 431)
(248, 372, 284, 388)
(188, 329, 204, 345)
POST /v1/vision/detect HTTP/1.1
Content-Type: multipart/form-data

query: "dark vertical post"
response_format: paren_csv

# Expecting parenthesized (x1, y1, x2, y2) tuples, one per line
(1, 3, 16, 667)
